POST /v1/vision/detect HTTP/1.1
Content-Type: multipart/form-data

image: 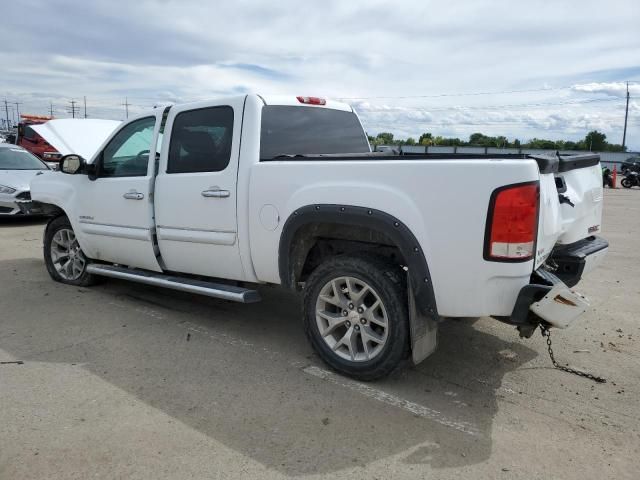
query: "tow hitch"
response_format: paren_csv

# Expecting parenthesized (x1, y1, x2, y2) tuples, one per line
(539, 324, 606, 384)
(507, 268, 607, 384)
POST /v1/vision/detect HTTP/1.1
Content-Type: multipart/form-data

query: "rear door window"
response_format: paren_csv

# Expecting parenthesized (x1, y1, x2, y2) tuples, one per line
(260, 106, 370, 159)
(167, 106, 234, 173)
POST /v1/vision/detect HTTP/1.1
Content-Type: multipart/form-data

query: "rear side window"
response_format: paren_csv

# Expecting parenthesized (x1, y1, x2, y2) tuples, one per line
(168, 106, 234, 173)
(260, 106, 370, 160)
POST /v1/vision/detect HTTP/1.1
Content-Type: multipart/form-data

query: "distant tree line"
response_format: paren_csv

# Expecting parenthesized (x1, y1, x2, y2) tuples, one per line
(368, 130, 627, 152)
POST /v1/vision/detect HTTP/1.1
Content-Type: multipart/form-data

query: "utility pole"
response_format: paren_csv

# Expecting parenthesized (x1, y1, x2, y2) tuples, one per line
(50, 102, 54, 118)
(3, 99, 9, 130)
(13, 102, 22, 121)
(83, 96, 87, 118)
(67, 99, 80, 118)
(622, 81, 630, 151)
(122, 97, 130, 119)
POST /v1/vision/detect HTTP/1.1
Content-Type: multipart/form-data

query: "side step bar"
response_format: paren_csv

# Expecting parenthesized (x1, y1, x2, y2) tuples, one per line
(86, 264, 261, 303)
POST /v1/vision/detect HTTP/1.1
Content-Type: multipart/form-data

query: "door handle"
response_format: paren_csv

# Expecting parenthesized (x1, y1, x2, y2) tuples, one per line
(123, 191, 144, 200)
(201, 189, 230, 198)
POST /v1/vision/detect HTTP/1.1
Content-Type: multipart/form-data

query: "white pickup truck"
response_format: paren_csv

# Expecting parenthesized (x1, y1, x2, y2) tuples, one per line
(28, 94, 608, 380)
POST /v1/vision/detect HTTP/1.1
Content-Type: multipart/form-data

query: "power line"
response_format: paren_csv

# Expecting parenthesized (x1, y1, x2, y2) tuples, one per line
(339, 81, 640, 100)
(356, 97, 623, 113)
(360, 116, 630, 128)
(338, 86, 573, 100)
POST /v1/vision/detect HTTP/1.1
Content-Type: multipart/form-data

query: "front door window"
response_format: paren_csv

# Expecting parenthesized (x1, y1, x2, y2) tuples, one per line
(100, 116, 155, 177)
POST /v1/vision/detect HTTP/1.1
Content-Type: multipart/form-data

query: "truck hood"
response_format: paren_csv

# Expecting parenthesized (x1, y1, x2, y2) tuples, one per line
(31, 119, 121, 161)
(0, 169, 49, 191)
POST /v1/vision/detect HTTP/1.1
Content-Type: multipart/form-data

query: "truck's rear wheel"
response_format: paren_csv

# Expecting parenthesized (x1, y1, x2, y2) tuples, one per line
(44, 216, 98, 286)
(303, 255, 409, 381)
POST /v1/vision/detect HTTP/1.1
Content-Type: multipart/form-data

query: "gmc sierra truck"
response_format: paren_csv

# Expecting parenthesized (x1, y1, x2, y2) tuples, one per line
(28, 94, 608, 380)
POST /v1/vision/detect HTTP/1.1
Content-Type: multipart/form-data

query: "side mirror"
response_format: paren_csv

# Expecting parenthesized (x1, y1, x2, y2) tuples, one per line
(60, 154, 85, 174)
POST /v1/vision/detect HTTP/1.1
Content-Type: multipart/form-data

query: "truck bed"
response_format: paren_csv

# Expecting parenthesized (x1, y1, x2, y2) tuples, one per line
(262, 152, 600, 175)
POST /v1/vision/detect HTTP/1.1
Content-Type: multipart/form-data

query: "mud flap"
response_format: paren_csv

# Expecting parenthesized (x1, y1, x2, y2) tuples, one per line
(408, 278, 438, 365)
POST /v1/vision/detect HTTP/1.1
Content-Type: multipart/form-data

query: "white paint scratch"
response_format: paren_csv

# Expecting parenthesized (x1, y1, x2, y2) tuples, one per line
(303, 365, 480, 436)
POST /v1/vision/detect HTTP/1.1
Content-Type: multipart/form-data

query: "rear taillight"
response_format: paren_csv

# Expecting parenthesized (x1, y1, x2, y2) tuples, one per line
(296, 96, 326, 105)
(484, 182, 539, 262)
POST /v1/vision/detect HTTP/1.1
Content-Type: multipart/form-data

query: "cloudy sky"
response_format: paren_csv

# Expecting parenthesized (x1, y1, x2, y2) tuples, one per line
(2, 0, 639, 149)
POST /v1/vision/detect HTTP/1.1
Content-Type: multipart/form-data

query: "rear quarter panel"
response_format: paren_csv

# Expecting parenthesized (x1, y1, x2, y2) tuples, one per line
(248, 158, 541, 317)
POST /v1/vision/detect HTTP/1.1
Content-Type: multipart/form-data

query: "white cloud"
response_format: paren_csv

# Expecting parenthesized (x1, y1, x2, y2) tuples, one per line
(572, 82, 640, 98)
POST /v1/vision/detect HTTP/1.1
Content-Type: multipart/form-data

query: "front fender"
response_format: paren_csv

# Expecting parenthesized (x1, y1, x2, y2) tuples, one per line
(30, 173, 89, 252)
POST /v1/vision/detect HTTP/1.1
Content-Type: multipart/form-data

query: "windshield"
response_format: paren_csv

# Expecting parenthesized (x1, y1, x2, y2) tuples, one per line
(0, 147, 49, 170)
(260, 106, 370, 159)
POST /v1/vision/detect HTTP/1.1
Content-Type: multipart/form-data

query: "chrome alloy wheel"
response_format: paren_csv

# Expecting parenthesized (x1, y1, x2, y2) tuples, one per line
(50, 228, 86, 281)
(315, 276, 389, 362)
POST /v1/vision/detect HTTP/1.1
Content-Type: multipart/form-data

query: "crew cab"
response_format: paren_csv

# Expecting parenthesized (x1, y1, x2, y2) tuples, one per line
(29, 94, 608, 380)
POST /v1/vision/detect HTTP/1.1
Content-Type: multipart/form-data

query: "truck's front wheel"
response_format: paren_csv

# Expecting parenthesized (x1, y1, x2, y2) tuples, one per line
(44, 216, 97, 286)
(303, 255, 409, 381)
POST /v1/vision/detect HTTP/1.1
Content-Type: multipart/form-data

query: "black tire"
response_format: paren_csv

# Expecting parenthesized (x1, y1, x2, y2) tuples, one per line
(621, 178, 632, 189)
(303, 254, 410, 381)
(44, 216, 99, 286)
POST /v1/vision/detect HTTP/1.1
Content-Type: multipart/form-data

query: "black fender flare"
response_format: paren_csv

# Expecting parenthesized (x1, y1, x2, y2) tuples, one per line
(278, 204, 439, 318)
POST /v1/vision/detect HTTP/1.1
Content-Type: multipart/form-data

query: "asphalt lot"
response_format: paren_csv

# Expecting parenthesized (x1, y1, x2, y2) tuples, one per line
(1, 188, 639, 480)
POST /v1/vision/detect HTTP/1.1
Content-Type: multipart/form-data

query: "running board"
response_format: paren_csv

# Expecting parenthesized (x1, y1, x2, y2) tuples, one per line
(86, 264, 261, 303)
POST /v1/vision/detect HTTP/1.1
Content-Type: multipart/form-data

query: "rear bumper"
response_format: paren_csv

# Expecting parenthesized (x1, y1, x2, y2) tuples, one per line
(549, 236, 609, 287)
(506, 236, 608, 329)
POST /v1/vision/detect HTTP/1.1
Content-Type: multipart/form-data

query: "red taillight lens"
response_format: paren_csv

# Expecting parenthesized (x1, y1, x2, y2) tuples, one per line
(296, 96, 326, 105)
(484, 182, 539, 262)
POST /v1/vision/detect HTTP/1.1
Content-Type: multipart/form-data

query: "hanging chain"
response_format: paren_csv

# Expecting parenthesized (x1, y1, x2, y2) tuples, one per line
(539, 324, 606, 384)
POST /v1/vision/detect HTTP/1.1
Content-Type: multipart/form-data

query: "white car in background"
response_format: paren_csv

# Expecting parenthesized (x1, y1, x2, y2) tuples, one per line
(0, 143, 52, 216)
